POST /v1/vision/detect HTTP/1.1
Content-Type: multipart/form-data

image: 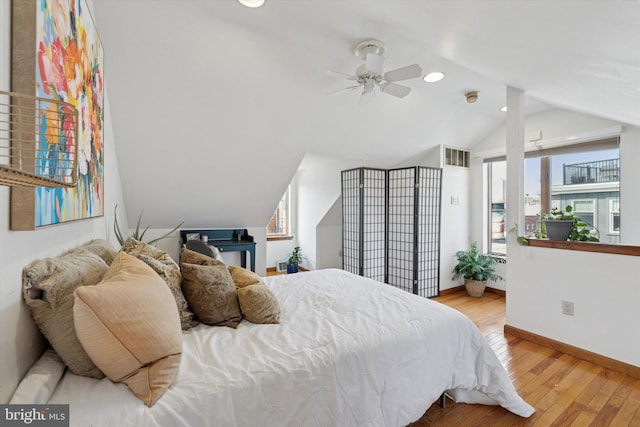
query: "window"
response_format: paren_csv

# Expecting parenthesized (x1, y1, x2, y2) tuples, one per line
(267, 186, 291, 239)
(570, 199, 596, 228)
(609, 198, 620, 234)
(486, 137, 620, 253)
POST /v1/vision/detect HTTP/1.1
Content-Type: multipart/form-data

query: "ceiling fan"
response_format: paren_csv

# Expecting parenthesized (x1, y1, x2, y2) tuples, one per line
(329, 39, 423, 103)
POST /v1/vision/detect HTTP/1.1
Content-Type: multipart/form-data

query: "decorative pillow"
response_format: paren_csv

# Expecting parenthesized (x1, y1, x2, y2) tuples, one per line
(122, 237, 197, 330)
(237, 284, 281, 324)
(73, 251, 182, 407)
(22, 240, 117, 379)
(10, 349, 66, 404)
(180, 247, 219, 266)
(228, 265, 264, 288)
(180, 262, 242, 328)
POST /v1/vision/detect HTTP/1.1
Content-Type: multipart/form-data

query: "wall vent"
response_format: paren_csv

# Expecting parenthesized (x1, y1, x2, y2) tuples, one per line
(444, 147, 470, 168)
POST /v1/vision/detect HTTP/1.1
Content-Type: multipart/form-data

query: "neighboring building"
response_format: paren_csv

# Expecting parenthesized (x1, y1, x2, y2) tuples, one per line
(551, 158, 620, 244)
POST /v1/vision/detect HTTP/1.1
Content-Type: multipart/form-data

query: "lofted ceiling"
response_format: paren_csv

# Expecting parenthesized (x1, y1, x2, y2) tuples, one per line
(92, 0, 640, 229)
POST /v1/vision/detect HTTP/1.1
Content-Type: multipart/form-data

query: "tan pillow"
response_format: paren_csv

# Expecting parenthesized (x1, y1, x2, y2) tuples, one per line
(228, 265, 263, 288)
(237, 284, 280, 324)
(180, 262, 242, 328)
(22, 240, 117, 379)
(180, 247, 219, 266)
(74, 252, 182, 407)
(122, 238, 197, 330)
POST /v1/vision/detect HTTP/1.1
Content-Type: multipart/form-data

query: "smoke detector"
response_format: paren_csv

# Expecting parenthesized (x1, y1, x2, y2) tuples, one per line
(465, 91, 479, 103)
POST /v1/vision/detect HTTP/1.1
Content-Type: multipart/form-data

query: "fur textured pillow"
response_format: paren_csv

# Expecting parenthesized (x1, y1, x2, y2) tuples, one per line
(237, 284, 281, 324)
(180, 262, 242, 328)
(228, 265, 264, 288)
(122, 238, 197, 330)
(74, 252, 182, 407)
(22, 239, 117, 379)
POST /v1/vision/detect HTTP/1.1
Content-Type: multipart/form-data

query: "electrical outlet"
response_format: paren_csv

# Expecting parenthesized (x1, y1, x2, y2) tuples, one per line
(562, 300, 574, 316)
(338, 250, 343, 258)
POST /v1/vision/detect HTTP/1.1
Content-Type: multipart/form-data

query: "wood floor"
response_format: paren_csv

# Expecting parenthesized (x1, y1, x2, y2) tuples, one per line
(409, 291, 640, 426)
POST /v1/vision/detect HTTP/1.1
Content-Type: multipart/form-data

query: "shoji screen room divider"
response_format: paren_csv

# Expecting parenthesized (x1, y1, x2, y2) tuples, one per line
(341, 166, 442, 298)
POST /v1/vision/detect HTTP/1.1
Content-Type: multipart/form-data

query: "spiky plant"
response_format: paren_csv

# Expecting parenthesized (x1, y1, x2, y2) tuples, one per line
(113, 204, 183, 246)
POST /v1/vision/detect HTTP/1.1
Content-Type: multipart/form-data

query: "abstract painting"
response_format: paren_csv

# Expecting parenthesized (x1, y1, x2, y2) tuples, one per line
(11, 0, 104, 229)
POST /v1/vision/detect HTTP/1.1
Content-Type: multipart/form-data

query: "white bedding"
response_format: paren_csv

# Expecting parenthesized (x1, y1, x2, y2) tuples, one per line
(43, 268, 533, 426)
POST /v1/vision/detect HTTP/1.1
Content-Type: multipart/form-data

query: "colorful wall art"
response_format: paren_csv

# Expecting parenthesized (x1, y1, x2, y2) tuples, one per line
(11, 0, 104, 229)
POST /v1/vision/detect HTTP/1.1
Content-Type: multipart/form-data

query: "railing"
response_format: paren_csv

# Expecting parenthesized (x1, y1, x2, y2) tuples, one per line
(563, 158, 619, 185)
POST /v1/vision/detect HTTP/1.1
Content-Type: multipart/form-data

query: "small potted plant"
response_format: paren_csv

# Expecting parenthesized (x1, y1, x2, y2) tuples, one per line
(287, 246, 303, 274)
(452, 242, 503, 297)
(541, 206, 599, 242)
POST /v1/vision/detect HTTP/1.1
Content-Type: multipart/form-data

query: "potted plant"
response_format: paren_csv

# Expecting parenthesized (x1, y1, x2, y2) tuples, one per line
(113, 204, 183, 246)
(541, 206, 599, 242)
(452, 242, 503, 297)
(287, 246, 303, 274)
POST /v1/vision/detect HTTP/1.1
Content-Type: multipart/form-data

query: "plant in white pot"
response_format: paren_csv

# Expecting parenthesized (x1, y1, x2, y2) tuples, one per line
(452, 242, 503, 298)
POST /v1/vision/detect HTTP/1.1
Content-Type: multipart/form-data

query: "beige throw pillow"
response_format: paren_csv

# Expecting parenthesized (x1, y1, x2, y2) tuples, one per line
(180, 262, 242, 328)
(237, 284, 281, 324)
(74, 252, 182, 407)
(122, 238, 197, 330)
(228, 265, 263, 288)
(22, 240, 117, 379)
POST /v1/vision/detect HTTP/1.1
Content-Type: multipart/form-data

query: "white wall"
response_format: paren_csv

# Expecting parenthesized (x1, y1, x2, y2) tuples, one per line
(471, 105, 640, 367)
(316, 199, 342, 270)
(0, 0, 127, 403)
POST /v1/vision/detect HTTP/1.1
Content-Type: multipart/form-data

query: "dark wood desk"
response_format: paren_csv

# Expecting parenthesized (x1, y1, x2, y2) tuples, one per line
(180, 229, 256, 272)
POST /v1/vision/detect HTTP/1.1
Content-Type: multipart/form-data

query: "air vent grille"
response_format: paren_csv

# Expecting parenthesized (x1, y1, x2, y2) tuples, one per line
(444, 147, 470, 168)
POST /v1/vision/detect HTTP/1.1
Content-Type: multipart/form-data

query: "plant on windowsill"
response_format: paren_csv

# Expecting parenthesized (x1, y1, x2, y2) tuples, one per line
(113, 204, 184, 246)
(540, 206, 599, 242)
(452, 242, 503, 298)
(287, 246, 303, 274)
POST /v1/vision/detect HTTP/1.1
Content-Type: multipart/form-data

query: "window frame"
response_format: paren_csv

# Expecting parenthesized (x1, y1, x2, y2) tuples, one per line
(267, 186, 293, 240)
(609, 198, 620, 235)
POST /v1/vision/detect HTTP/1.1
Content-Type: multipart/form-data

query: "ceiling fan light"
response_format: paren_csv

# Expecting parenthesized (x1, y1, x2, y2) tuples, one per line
(423, 71, 445, 83)
(237, 0, 266, 8)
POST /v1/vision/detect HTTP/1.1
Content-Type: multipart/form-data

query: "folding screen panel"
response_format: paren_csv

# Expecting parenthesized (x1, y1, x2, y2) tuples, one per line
(341, 168, 386, 282)
(341, 166, 442, 298)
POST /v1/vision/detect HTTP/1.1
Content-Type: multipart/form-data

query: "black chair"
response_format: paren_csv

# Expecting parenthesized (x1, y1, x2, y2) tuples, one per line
(185, 239, 216, 259)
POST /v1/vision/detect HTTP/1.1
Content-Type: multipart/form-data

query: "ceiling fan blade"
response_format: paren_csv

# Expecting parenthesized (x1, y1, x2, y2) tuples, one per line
(365, 53, 384, 75)
(329, 85, 361, 96)
(383, 64, 423, 82)
(381, 82, 411, 98)
(324, 70, 357, 80)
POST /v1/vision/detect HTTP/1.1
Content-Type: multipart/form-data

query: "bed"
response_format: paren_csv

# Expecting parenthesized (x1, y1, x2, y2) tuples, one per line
(13, 261, 534, 426)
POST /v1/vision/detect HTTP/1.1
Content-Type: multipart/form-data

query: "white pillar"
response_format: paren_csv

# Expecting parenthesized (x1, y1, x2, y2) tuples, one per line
(505, 86, 525, 240)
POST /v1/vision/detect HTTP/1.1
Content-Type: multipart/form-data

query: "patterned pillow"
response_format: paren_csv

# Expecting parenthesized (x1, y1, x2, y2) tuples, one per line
(228, 265, 264, 288)
(237, 284, 280, 324)
(180, 262, 242, 328)
(22, 240, 117, 379)
(74, 252, 182, 407)
(122, 238, 197, 330)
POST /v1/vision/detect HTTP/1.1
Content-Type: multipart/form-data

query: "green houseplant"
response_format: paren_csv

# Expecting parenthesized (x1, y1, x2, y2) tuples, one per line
(113, 204, 183, 246)
(287, 246, 303, 274)
(541, 205, 599, 242)
(452, 242, 503, 297)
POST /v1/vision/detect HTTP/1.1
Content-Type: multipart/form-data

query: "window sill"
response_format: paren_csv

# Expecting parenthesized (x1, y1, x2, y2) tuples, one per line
(267, 235, 294, 242)
(525, 238, 640, 256)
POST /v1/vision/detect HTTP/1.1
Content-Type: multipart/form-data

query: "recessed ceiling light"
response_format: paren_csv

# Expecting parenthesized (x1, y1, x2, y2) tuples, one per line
(500, 106, 508, 112)
(237, 0, 266, 8)
(423, 71, 445, 83)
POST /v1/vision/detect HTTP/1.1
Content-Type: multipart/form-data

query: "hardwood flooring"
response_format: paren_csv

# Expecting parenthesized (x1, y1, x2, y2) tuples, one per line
(409, 291, 640, 426)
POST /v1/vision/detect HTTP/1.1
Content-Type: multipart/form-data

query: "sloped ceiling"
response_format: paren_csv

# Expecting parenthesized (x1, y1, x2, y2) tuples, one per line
(92, 0, 640, 229)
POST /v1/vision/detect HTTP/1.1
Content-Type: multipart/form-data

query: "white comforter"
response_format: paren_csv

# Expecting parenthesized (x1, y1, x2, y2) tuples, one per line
(47, 268, 533, 426)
